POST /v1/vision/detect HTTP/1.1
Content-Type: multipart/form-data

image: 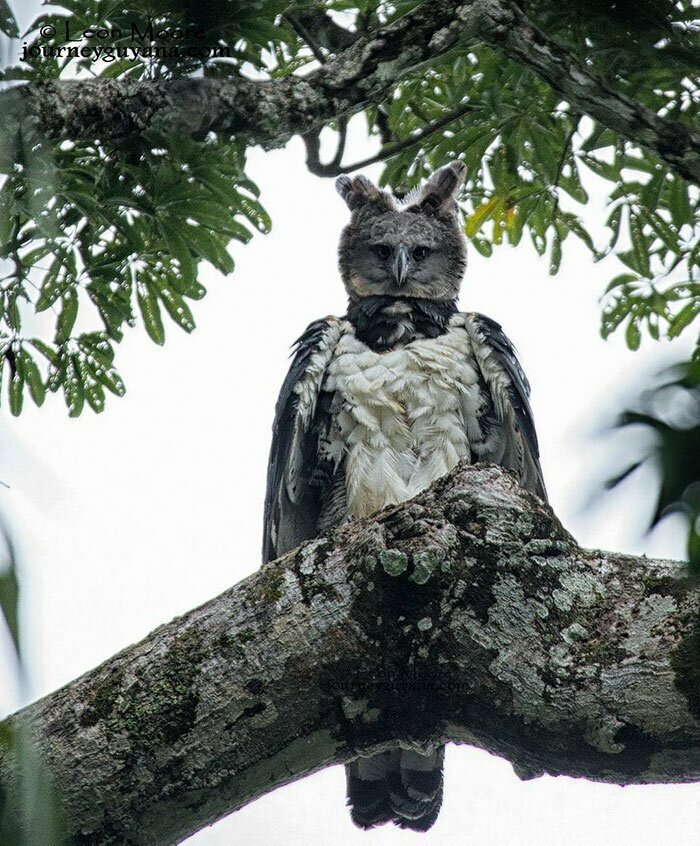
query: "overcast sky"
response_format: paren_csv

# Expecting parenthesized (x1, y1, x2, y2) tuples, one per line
(1, 4, 698, 845)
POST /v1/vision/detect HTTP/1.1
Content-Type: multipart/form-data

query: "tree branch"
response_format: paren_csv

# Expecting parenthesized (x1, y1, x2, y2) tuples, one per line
(0, 2, 468, 154)
(2, 1, 699, 185)
(304, 101, 477, 177)
(2, 463, 698, 846)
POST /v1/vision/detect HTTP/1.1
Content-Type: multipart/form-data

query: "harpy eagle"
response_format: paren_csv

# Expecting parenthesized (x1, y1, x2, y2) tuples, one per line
(262, 161, 546, 831)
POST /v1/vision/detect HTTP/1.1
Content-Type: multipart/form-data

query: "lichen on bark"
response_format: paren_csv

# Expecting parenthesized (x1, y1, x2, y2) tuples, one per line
(1, 462, 698, 846)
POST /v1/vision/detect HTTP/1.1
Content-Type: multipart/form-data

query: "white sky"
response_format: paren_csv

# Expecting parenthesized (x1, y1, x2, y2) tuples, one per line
(1, 3, 699, 845)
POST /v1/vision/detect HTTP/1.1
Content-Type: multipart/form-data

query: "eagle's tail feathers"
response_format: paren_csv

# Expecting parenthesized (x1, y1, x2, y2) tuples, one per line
(346, 746, 444, 832)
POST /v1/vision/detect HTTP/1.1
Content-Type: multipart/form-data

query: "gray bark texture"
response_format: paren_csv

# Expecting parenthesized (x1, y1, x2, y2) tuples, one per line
(3, 0, 699, 185)
(1, 462, 699, 846)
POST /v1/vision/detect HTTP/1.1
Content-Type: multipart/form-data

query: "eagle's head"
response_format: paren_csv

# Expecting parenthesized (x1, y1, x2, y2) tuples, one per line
(336, 161, 467, 303)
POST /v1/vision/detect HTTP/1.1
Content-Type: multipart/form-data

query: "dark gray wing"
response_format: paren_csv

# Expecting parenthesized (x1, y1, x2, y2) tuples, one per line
(469, 313, 547, 501)
(262, 317, 342, 564)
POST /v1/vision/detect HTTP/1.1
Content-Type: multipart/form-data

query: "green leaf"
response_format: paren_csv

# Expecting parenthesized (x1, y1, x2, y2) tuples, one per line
(222, 219, 255, 244)
(161, 225, 197, 283)
(641, 169, 665, 210)
(0, 563, 19, 656)
(79, 333, 115, 361)
(46, 352, 67, 393)
(56, 292, 79, 343)
(464, 197, 500, 237)
(199, 170, 245, 204)
(8, 370, 23, 416)
(601, 289, 635, 339)
(605, 204, 623, 251)
(604, 273, 638, 294)
(86, 282, 133, 342)
(646, 314, 660, 340)
(459, 126, 496, 173)
(17, 349, 46, 407)
(6, 291, 23, 333)
(529, 229, 546, 256)
(29, 339, 58, 364)
(629, 214, 651, 278)
(63, 355, 85, 417)
(580, 155, 619, 181)
(90, 361, 125, 397)
(507, 195, 536, 247)
(559, 163, 589, 204)
(35, 258, 71, 312)
(75, 356, 105, 413)
(166, 199, 232, 230)
(670, 177, 693, 228)
(0, 199, 15, 252)
(617, 249, 642, 275)
(625, 318, 642, 351)
(668, 300, 700, 339)
(638, 208, 680, 254)
(562, 214, 596, 254)
(529, 123, 560, 182)
(180, 223, 234, 275)
(549, 231, 562, 275)
(620, 154, 658, 175)
(471, 237, 493, 257)
(153, 279, 196, 333)
(78, 335, 126, 397)
(137, 283, 165, 345)
(237, 196, 271, 234)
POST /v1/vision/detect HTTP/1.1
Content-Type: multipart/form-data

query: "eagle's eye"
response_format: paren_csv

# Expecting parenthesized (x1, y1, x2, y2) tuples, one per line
(372, 243, 392, 260)
(412, 245, 431, 261)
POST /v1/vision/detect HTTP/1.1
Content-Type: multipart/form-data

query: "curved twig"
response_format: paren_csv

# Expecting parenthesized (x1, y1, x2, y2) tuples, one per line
(304, 101, 478, 177)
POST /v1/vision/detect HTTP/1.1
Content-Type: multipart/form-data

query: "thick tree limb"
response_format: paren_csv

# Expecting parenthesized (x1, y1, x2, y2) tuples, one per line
(1, 463, 698, 846)
(2, 1, 699, 185)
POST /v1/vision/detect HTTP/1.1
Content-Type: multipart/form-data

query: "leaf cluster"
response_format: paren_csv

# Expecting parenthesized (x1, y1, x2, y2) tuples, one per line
(0, 130, 269, 415)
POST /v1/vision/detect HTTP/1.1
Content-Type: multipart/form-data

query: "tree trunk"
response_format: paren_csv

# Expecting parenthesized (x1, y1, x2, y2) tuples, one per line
(1, 462, 698, 846)
(3, 0, 699, 185)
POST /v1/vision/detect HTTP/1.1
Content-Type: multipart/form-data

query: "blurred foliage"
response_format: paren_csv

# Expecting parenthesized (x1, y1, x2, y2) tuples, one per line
(0, 519, 65, 846)
(607, 362, 700, 576)
(0, 517, 17, 658)
(0, 723, 66, 846)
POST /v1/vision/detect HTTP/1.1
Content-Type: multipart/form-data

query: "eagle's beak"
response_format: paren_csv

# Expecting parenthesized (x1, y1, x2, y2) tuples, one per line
(392, 245, 411, 287)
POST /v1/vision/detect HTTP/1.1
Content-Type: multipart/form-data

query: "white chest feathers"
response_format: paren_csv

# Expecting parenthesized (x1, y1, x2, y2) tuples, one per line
(324, 321, 485, 519)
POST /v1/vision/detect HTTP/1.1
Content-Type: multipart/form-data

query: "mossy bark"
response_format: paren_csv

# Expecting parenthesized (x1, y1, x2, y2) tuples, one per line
(0, 462, 698, 846)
